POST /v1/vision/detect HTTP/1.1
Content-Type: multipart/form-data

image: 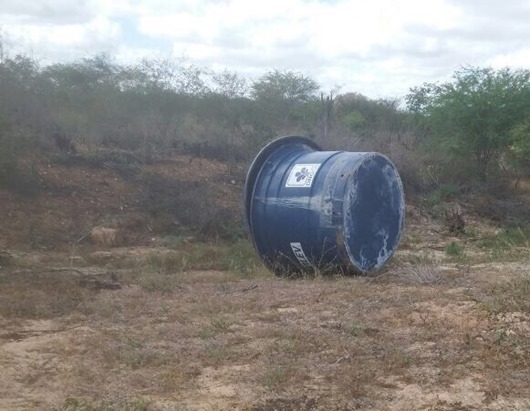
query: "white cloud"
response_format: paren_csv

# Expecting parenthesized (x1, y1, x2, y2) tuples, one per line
(1, 0, 529, 97)
(1, 15, 121, 62)
(488, 49, 530, 69)
(0, 0, 96, 24)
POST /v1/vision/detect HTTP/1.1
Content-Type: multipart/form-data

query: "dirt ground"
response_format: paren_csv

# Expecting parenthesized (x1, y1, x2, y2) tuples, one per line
(0, 157, 529, 410)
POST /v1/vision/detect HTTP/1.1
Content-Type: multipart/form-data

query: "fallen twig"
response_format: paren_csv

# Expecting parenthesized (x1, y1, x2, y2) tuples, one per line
(0, 324, 85, 340)
(330, 351, 351, 366)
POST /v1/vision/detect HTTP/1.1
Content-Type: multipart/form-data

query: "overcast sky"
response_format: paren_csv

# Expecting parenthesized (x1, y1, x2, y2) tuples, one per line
(1, 0, 530, 99)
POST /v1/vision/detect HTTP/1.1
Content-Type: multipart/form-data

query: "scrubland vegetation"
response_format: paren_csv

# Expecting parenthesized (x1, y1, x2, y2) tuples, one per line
(0, 39, 529, 410)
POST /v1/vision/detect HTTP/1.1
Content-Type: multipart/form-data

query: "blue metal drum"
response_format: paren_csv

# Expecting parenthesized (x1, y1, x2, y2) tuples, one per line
(244, 136, 405, 275)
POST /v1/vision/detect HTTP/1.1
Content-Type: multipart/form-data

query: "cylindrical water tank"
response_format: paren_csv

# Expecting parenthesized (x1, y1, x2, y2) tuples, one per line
(244, 136, 405, 275)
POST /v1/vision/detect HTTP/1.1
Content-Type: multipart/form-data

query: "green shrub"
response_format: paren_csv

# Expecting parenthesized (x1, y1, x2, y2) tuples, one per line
(423, 183, 461, 208)
(220, 239, 264, 277)
(478, 226, 530, 250)
(445, 241, 464, 257)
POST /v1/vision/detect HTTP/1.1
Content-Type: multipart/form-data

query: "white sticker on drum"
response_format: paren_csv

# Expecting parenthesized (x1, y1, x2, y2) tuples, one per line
(290, 242, 313, 267)
(285, 164, 321, 188)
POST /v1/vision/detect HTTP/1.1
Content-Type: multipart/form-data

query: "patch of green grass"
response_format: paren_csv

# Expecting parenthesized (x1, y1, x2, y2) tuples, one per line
(491, 326, 530, 363)
(465, 225, 530, 263)
(346, 322, 378, 337)
(481, 272, 530, 315)
(487, 247, 526, 263)
(409, 233, 423, 245)
(436, 183, 461, 202)
(201, 341, 236, 366)
(176, 242, 247, 272)
(160, 234, 188, 247)
(132, 239, 269, 275)
(445, 241, 464, 257)
(198, 317, 233, 340)
(134, 272, 182, 293)
(210, 318, 232, 332)
(263, 363, 293, 390)
(421, 183, 461, 210)
(0, 271, 94, 319)
(220, 240, 267, 278)
(382, 345, 413, 371)
(142, 252, 187, 274)
(477, 226, 530, 250)
(118, 337, 171, 369)
(463, 224, 479, 239)
(126, 240, 270, 291)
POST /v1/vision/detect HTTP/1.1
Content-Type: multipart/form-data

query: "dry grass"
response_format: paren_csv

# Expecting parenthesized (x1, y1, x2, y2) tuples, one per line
(0, 269, 96, 319)
(0, 234, 529, 410)
(2, 128, 529, 410)
(55, 397, 150, 411)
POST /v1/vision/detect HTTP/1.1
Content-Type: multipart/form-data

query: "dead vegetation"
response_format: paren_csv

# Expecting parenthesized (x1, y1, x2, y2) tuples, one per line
(0, 221, 529, 410)
(0, 249, 530, 410)
(0, 156, 529, 410)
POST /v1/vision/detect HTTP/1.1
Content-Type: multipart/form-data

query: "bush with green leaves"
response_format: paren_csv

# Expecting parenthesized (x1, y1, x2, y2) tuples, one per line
(508, 117, 530, 186)
(407, 66, 530, 181)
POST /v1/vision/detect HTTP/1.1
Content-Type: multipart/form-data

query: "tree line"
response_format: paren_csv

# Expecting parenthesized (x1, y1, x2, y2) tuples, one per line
(1, 41, 529, 195)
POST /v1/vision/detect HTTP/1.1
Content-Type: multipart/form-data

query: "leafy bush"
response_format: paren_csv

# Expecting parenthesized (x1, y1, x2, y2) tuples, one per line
(407, 67, 530, 180)
(422, 183, 461, 208)
(478, 226, 530, 250)
(445, 241, 464, 257)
